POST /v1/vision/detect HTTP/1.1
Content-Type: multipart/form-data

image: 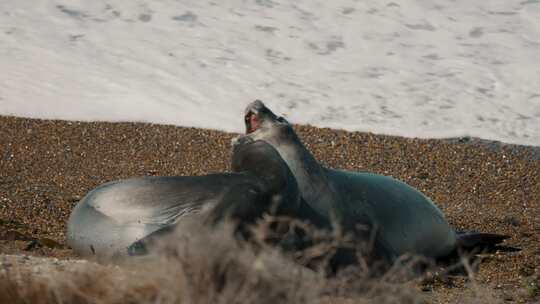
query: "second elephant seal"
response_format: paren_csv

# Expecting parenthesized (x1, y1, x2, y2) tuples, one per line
(237, 100, 507, 261)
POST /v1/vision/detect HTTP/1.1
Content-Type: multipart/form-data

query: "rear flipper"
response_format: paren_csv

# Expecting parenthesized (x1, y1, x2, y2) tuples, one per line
(127, 225, 176, 256)
(433, 231, 519, 276)
(455, 231, 518, 253)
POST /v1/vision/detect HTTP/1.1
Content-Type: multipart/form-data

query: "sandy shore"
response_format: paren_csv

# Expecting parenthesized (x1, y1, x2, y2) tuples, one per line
(0, 115, 539, 303)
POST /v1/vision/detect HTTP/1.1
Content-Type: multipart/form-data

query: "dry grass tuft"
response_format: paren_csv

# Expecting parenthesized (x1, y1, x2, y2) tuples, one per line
(0, 218, 323, 304)
(1, 217, 515, 304)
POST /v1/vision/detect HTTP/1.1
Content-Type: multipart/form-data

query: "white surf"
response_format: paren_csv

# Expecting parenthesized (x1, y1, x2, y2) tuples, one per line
(1, 1, 539, 145)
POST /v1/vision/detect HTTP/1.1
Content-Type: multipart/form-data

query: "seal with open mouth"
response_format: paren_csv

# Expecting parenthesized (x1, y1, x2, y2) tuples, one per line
(237, 100, 508, 261)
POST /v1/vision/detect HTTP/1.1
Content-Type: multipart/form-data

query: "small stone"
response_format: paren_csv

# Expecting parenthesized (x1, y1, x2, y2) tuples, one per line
(1, 230, 33, 241)
(502, 293, 514, 301)
(420, 285, 432, 292)
(519, 265, 535, 277)
(24, 240, 40, 251)
(68, 195, 82, 203)
(38, 237, 63, 249)
(502, 215, 520, 227)
(417, 172, 429, 179)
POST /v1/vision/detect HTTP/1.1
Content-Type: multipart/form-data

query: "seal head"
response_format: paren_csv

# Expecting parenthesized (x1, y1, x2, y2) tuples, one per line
(244, 100, 290, 135)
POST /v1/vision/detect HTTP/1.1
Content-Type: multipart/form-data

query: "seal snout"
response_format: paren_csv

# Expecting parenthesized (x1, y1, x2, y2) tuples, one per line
(244, 100, 266, 134)
(243, 100, 284, 134)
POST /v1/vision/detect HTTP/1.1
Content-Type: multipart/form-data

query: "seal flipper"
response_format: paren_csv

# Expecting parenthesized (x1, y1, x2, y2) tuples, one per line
(127, 225, 175, 256)
(127, 182, 270, 257)
(455, 231, 515, 252)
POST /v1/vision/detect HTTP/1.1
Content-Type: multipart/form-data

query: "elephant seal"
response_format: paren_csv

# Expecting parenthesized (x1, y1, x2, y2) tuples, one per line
(237, 100, 507, 261)
(67, 139, 312, 261)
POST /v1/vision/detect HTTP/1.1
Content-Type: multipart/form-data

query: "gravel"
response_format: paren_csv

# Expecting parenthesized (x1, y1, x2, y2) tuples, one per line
(0, 115, 538, 303)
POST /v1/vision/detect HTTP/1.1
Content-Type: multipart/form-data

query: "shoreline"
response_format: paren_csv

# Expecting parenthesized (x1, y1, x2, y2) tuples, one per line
(2, 114, 539, 153)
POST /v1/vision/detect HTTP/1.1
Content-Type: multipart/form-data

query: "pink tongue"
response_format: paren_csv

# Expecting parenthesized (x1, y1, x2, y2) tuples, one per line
(249, 116, 259, 133)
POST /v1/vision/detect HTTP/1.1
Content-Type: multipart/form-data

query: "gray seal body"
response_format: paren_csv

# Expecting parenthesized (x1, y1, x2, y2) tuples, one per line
(240, 100, 457, 259)
(67, 139, 303, 261)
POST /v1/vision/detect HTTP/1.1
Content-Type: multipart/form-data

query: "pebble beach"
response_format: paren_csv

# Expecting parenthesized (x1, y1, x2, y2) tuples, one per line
(0, 115, 539, 303)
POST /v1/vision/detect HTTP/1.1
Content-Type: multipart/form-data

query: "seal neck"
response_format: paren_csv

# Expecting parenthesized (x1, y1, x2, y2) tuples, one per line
(262, 131, 335, 218)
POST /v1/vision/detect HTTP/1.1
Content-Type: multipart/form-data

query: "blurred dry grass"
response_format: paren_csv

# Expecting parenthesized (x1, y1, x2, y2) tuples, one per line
(0, 218, 517, 304)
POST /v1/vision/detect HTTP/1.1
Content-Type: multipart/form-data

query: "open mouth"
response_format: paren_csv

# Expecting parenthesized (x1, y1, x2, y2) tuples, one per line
(245, 111, 259, 134)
